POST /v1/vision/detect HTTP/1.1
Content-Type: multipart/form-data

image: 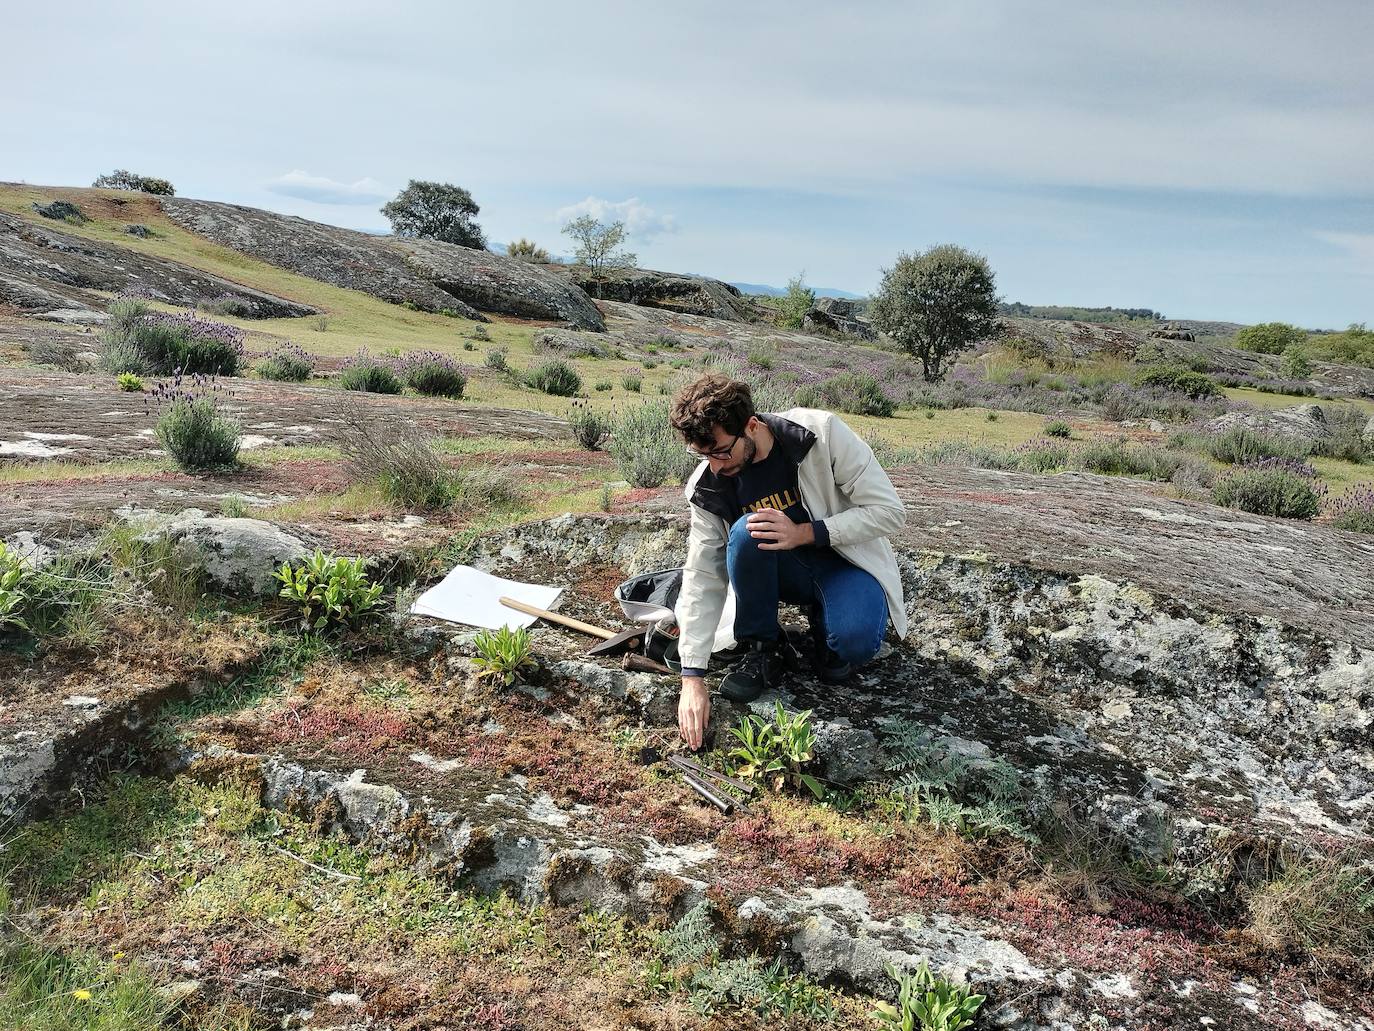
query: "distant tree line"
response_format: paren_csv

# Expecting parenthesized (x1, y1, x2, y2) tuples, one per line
(1000, 302, 1161, 323)
(1236, 321, 1374, 369)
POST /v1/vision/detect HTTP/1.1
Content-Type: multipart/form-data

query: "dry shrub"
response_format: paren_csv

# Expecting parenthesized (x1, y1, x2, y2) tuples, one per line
(1239, 844, 1374, 984)
(334, 399, 522, 514)
(24, 335, 92, 373)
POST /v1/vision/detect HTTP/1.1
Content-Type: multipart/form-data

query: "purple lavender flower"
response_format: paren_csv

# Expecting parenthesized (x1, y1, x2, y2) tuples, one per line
(1325, 485, 1374, 533)
(142, 311, 246, 354)
(1242, 456, 1319, 478)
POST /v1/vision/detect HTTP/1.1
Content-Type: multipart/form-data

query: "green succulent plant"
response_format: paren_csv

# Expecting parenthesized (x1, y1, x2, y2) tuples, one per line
(471, 625, 537, 686)
(273, 550, 383, 632)
(727, 701, 824, 799)
(872, 960, 985, 1031)
(0, 540, 31, 632)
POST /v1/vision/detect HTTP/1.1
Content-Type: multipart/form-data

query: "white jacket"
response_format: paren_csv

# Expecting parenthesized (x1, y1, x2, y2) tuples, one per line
(675, 408, 908, 670)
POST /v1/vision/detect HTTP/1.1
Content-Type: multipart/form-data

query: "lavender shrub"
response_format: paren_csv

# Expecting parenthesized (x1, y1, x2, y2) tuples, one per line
(100, 304, 245, 376)
(339, 349, 403, 394)
(1212, 467, 1324, 519)
(1241, 456, 1320, 479)
(255, 343, 314, 382)
(146, 373, 241, 471)
(1325, 486, 1374, 533)
(399, 350, 468, 398)
(199, 293, 256, 318)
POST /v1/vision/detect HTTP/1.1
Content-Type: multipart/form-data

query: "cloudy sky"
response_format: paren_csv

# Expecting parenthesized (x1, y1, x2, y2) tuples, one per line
(6, 1, 1372, 326)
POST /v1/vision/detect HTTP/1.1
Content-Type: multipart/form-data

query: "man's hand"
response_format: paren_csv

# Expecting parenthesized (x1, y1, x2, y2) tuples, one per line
(747, 508, 814, 551)
(678, 676, 710, 750)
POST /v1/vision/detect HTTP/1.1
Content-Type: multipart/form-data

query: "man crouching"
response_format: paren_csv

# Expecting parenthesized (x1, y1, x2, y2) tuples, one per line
(670, 374, 908, 749)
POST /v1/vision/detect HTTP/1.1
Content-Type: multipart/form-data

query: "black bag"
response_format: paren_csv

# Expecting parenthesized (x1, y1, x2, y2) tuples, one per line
(615, 567, 683, 670)
(614, 566, 683, 624)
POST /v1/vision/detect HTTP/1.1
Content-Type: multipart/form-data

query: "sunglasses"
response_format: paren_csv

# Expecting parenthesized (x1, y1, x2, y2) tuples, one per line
(686, 433, 741, 461)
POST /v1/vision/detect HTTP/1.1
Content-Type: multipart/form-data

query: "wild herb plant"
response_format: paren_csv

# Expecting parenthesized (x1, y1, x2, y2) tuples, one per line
(645, 903, 834, 1019)
(274, 551, 383, 632)
(608, 400, 699, 488)
(0, 541, 29, 632)
(805, 371, 895, 417)
(117, 372, 143, 392)
(99, 522, 207, 618)
(400, 350, 468, 398)
(33, 198, 87, 223)
(0, 940, 249, 1031)
(199, 293, 254, 318)
(525, 359, 582, 396)
(100, 301, 244, 376)
(568, 400, 611, 450)
(1311, 408, 1373, 463)
(1239, 843, 1374, 982)
(255, 343, 314, 382)
(1175, 425, 1309, 465)
(471, 625, 537, 686)
(484, 347, 509, 372)
(728, 702, 824, 799)
(339, 350, 403, 393)
(534, 330, 614, 359)
(24, 336, 91, 372)
(1212, 466, 1323, 519)
(621, 370, 643, 392)
(1075, 437, 1181, 480)
(0, 546, 126, 651)
(147, 373, 241, 472)
(1044, 419, 1071, 438)
(335, 402, 525, 514)
(872, 960, 985, 1031)
(1327, 486, 1374, 533)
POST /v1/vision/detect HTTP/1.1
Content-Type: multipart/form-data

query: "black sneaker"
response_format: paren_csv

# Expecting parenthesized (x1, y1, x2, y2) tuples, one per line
(815, 650, 854, 685)
(719, 640, 779, 702)
(808, 605, 853, 684)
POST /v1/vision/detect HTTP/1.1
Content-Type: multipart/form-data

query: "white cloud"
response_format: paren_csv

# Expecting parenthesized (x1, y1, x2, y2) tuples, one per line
(266, 170, 390, 205)
(1312, 231, 1374, 276)
(554, 196, 678, 240)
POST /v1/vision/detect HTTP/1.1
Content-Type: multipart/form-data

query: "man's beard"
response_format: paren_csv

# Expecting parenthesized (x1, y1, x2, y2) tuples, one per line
(721, 434, 757, 477)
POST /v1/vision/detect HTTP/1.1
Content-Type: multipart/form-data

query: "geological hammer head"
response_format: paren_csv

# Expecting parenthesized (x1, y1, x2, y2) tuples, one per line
(586, 626, 644, 657)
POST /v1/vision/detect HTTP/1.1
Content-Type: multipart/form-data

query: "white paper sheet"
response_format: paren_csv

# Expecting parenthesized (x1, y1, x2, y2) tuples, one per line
(409, 565, 563, 629)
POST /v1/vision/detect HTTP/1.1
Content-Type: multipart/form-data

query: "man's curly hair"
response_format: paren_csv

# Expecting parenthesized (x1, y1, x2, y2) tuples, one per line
(670, 374, 756, 449)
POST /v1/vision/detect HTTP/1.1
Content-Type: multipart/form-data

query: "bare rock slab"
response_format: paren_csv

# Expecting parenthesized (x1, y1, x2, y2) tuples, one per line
(161, 197, 605, 330)
(0, 210, 315, 318)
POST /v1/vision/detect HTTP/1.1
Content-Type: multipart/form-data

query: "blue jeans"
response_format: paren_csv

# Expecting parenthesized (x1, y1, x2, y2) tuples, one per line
(726, 514, 888, 666)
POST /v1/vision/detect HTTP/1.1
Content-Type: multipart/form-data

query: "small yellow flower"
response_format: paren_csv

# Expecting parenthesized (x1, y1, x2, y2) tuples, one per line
(112, 952, 125, 961)
(72, 989, 93, 1001)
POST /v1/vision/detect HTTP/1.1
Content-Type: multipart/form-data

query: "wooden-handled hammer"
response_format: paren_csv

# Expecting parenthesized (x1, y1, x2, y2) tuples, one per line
(499, 597, 645, 657)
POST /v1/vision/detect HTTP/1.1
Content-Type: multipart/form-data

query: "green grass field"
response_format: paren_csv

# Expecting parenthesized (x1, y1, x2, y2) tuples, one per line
(1224, 385, 1374, 417)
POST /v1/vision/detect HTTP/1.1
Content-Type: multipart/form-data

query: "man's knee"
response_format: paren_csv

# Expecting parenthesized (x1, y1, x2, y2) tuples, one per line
(727, 514, 759, 550)
(828, 626, 884, 667)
